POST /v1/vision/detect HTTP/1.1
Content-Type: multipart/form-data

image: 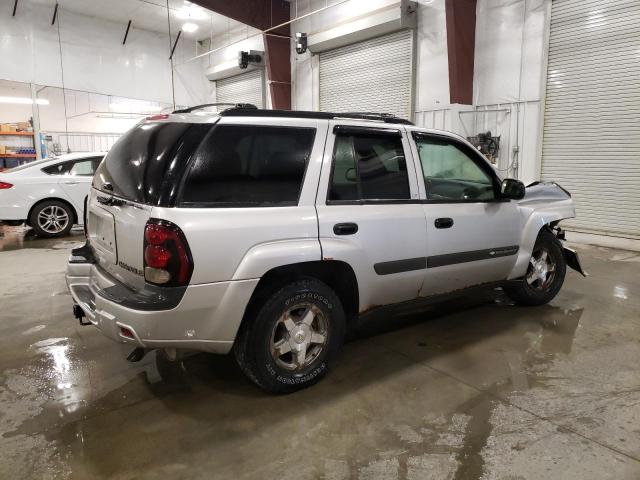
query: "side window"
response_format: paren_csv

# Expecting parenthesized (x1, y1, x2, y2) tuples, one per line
(42, 162, 71, 175)
(415, 137, 496, 201)
(68, 159, 96, 176)
(181, 125, 316, 206)
(328, 132, 410, 201)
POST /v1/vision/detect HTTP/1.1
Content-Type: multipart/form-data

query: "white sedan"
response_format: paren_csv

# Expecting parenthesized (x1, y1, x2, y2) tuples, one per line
(0, 152, 105, 237)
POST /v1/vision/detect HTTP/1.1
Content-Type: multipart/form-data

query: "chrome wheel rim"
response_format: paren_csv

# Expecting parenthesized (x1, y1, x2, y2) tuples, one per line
(37, 206, 69, 234)
(270, 303, 329, 372)
(526, 247, 556, 291)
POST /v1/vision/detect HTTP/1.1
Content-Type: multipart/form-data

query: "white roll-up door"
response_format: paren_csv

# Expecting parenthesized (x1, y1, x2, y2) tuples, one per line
(215, 69, 264, 108)
(319, 30, 414, 120)
(541, 0, 640, 239)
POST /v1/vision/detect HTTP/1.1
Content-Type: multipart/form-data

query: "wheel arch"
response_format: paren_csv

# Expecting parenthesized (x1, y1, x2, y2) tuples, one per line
(508, 211, 568, 280)
(27, 197, 79, 226)
(239, 260, 360, 335)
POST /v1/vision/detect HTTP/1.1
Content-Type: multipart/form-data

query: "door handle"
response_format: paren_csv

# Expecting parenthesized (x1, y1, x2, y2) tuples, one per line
(333, 223, 358, 235)
(434, 217, 454, 229)
(64, 181, 79, 185)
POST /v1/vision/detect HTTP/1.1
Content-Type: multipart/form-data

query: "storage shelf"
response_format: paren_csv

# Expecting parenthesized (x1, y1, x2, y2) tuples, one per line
(0, 131, 34, 136)
(0, 154, 36, 158)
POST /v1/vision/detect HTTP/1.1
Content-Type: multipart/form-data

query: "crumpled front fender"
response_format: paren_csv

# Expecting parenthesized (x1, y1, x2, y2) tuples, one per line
(508, 182, 576, 280)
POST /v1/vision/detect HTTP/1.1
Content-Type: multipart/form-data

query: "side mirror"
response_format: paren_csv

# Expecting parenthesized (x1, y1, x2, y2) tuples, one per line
(501, 178, 525, 200)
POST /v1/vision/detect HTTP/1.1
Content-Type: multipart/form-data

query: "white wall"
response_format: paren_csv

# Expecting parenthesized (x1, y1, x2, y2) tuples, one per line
(0, 0, 207, 107)
(473, 0, 551, 183)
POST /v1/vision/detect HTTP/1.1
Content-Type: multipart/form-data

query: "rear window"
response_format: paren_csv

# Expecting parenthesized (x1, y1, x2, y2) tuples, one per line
(179, 125, 316, 207)
(93, 122, 210, 205)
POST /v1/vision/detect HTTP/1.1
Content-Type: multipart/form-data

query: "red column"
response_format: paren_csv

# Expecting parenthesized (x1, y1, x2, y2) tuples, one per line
(445, 0, 477, 105)
(192, 0, 292, 109)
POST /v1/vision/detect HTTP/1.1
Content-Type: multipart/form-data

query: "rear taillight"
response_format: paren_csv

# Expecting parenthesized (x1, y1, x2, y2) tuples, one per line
(143, 220, 193, 287)
(0, 182, 13, 189)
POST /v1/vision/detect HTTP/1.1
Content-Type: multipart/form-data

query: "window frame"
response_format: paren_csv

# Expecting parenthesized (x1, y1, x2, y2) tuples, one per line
(42, 156, 103, 176)
(175, 123, 317, 208)
(326, 126, 418, 205)
(411, 132, 505, 204)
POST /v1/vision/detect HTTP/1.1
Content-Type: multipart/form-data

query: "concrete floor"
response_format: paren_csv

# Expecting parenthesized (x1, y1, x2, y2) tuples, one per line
(0, 225, 639, 480)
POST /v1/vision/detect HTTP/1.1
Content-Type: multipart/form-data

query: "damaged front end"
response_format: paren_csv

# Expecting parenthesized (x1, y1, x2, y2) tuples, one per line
(510, 181, 588, 278)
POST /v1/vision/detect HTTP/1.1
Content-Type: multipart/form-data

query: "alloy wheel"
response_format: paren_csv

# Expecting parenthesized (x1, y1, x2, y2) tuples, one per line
(37, 205, 69, 234)
(270, 303, 329, 372)
(526, 247, 557, 291)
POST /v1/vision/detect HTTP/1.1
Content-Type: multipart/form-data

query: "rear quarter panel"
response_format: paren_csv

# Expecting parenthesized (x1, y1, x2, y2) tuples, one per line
(0, 170, 76, 221)
(152, 117, 328, 284)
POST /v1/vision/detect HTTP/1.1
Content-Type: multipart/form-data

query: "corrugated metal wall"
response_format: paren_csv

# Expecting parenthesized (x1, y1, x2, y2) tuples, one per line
(216, 69, 264, 109)
(541, 0, 640, 239)
(319, 30, 413, 120)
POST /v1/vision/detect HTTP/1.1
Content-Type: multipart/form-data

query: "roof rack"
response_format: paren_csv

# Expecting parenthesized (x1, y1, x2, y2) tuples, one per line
(172, 103, 257, 114)
(218, 108, 414, 125)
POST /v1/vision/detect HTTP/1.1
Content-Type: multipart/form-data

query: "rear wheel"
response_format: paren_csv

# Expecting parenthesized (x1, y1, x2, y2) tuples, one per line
(30, 200, 74, 238)
(234, 278, 345, 394)
(504, 230, 566, 306)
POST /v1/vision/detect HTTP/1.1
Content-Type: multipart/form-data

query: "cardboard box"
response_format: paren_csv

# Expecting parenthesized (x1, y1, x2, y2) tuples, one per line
(0, 145, 5, 154)
(16, 122, 31, 132)
(0, 124, 17, 133)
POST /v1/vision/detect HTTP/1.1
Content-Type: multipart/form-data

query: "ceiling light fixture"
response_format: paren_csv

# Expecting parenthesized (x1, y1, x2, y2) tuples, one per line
(175, 5, 207, 20)
(0, 96, 49, 105)
(181, 22, 198, 33)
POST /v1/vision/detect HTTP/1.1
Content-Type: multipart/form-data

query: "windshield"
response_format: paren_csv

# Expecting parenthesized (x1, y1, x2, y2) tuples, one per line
(93, 122, 212, 205)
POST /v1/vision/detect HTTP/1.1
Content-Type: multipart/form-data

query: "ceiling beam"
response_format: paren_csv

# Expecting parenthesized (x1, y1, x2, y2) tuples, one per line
(445, 0, 477, 105)
(191, 0, 291, 109)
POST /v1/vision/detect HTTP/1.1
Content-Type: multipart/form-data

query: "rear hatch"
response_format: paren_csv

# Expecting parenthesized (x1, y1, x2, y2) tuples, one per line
(87, 118, 215, 290)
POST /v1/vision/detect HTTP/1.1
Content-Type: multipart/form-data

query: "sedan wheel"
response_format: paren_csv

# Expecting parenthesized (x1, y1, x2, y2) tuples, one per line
(30, 201, 74, 238)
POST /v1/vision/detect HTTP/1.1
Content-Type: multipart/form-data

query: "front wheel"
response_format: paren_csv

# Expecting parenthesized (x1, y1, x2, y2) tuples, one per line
(504, 230, 567, 306)
(234, 278, 346, 394)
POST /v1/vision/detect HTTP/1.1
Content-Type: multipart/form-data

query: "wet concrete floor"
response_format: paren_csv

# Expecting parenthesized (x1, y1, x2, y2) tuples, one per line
(0, 224, 639, 479)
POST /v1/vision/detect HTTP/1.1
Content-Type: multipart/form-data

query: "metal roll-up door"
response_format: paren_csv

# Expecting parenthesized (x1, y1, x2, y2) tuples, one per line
(216, 69, 264, 108)
(319, 30, 414, 120)
(541, 0, 640, 239)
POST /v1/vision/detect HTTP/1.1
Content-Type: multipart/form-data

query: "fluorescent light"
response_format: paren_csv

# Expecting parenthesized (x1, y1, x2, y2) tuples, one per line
(181, 22, 198, 33)
(0, 96, 49, 105)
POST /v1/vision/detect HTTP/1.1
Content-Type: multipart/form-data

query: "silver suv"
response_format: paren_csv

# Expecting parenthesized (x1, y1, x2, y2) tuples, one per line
(66, 106, 585, 393)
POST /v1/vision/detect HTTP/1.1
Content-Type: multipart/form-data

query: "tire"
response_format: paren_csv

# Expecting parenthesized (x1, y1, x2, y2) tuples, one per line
(29, 200, 74, 238)
(504, 229, 566, 306)
(234, 278, 346, 394)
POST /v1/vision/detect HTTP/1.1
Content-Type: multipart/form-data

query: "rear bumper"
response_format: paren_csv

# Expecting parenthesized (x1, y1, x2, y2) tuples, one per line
(66, 259, 258, 354)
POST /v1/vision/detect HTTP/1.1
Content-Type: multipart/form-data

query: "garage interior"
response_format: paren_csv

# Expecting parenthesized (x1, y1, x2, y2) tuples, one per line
(1, 0, 639, 478)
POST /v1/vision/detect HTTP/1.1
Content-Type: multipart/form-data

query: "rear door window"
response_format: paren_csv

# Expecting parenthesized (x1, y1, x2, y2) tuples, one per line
(42, 162, 72, 175)
(68, 159, 96, 176)
(328, 131, 410, 201)
(180, 125, 316, 207)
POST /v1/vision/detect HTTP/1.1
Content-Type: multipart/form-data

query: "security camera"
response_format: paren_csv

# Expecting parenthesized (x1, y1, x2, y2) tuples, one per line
(295, 32, 307, 54)
(238, 51, 262, 69)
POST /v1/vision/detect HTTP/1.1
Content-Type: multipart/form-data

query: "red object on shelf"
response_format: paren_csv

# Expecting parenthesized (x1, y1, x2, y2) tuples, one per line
(0, 154, 36, 158)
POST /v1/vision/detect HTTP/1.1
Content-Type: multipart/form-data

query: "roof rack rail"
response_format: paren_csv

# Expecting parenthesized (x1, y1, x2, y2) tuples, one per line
(218, 108, 414, 125)
(172, 103, 257, 114)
